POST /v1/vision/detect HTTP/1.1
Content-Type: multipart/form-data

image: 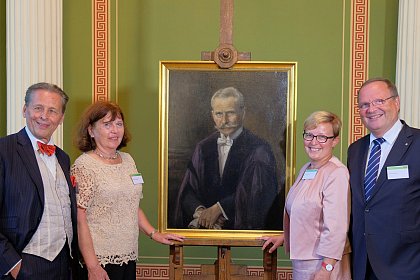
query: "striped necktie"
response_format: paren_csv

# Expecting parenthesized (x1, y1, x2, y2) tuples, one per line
(364, 137, 385, 200)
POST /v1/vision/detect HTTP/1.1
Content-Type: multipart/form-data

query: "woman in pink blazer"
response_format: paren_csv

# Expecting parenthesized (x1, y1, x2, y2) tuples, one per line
(262, 111, 351, 280)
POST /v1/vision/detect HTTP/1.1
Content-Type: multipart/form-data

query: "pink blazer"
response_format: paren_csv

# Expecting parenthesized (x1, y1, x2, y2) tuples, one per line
(284, 156, 351, 260)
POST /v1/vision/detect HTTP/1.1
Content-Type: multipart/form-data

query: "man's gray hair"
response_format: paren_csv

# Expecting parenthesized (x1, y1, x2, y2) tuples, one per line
(211, 87, 245, 110)
(25, 82, 69, 113)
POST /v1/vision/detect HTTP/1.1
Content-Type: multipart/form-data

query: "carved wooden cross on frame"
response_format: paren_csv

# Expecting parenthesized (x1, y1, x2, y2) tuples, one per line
(201, 0, 251, 68)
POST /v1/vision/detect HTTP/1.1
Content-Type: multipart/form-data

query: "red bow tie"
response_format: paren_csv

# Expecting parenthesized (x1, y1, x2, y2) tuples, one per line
(37, 141, 56, 156)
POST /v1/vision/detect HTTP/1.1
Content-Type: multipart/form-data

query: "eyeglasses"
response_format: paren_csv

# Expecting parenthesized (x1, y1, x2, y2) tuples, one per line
(358, 95, 397, 110)
(303, 132, 335, 143)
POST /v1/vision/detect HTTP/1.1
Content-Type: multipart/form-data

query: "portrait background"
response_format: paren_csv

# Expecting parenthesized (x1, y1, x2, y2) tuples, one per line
(159, 61, 297, 237)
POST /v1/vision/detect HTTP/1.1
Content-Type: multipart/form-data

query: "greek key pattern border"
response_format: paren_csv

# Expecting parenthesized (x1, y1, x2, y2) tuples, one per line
(349, 0, 369, 144)
(135, 264, 293, 279)
(93, 0, 109, 102)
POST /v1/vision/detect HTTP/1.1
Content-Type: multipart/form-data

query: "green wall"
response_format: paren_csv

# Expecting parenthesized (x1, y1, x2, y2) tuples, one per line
(369, 0, 399, 78)
(63, 0, 92, 150)
(63, 0, 398, 267)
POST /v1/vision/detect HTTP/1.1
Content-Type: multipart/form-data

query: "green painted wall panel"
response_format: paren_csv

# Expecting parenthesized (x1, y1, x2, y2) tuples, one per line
(369, 0, 399, 80)
(63, 0, 93, 156)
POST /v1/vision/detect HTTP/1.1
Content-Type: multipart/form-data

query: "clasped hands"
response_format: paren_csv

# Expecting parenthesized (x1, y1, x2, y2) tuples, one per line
(198, 203, 223, 229)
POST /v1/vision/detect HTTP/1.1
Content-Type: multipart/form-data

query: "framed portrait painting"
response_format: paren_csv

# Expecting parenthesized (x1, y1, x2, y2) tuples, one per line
(158, 61, 297, 238)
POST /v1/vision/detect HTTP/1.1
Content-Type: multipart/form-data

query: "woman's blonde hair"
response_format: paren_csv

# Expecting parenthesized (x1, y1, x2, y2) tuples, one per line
(303, 111, 342, 137)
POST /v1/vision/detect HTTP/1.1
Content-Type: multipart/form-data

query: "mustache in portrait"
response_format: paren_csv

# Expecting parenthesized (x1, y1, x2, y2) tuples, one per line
(215, 123, 239, 130)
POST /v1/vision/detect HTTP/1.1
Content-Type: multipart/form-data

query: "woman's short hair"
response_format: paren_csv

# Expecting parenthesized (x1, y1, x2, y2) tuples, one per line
(303, 111, 342, 137)
(74, 101, 131, 152)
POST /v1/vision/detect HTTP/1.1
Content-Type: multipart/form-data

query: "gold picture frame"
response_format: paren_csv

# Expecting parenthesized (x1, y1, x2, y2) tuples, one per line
(158, 61, 297, 238)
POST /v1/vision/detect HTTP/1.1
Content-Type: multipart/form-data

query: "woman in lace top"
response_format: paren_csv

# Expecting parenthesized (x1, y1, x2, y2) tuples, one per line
(71, 101, 184, 280)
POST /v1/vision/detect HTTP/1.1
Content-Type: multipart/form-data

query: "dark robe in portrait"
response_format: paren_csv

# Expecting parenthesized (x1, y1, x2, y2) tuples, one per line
(174, 128, 282, 230)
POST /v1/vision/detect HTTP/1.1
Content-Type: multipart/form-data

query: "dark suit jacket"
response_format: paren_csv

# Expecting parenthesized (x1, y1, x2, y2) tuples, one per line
(174, 128, 282, 230)
(348, 121, 420, 280)
(0, 129, 79, 277)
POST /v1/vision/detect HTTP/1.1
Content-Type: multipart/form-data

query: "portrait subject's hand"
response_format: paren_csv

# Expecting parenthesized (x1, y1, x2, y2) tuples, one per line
(198, 204, 222, 228)
(10, 262, 21, 279)
(259, 235, 284, 253)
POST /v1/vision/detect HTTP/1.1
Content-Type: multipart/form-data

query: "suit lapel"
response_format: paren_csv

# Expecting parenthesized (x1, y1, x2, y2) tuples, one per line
(358, 136, 371, 201)
(370, 125, 412, 200)
(16, 129, 45, 204)
(56, 148, 78, 228)
(56, 149, 72, 194)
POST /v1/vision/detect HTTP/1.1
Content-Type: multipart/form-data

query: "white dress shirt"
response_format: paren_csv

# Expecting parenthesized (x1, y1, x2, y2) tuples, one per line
(367, 120, 403, 177)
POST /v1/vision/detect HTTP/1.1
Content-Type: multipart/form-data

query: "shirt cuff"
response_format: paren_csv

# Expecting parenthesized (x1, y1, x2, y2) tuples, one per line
(217, 202, 229, 220)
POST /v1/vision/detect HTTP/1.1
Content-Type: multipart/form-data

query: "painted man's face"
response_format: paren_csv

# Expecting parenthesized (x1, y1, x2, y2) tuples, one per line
(211, 96, 244, 136)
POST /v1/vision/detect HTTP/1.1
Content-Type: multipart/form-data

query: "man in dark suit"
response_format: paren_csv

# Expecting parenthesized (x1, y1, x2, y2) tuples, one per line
(0, 83, 79, 279)
(174, 87, 281, 230)
(348, 78, 420, 280)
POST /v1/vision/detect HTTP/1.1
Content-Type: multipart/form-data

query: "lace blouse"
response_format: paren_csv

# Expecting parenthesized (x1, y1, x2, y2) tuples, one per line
(71, 152, 143, 266)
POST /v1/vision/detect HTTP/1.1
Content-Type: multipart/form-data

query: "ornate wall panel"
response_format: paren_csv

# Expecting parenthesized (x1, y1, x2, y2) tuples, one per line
(93, 0, 110, 101)
(349, 0, 369, 144)
(135, 264, 293, 280)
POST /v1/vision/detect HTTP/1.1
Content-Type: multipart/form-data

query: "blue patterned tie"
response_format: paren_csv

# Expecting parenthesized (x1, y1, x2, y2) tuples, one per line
(364, 138, 385, 200)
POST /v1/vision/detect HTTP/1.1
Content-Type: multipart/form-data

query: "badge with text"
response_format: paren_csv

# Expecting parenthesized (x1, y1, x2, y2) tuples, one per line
(131, 173, 144, 185)
(303, 169, 318, 180)
(386, 165, 409, 180)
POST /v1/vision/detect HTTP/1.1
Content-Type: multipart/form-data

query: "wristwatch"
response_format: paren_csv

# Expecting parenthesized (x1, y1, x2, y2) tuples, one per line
(322, 262, 334, 272)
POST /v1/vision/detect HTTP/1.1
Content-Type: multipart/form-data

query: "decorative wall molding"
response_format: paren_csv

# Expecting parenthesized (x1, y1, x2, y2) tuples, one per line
(93, 0, 110, 102)
(135, 264, 293, 280)
(348, 0, 369, 144)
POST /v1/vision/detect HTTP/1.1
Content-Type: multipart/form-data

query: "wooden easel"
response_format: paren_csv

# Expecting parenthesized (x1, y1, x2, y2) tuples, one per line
(169, 238, 277, 280)
(169, 1, 278, 279)
(201, 0, 250, 68)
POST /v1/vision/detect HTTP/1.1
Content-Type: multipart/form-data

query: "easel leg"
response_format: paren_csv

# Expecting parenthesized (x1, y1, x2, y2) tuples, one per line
(263, 244, 277, 280)
(169, 244, 184, 280)
(216, 246, 231, 280)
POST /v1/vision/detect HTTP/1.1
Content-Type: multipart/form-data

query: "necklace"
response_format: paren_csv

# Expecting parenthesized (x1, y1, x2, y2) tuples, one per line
(94, 149, 119, 160)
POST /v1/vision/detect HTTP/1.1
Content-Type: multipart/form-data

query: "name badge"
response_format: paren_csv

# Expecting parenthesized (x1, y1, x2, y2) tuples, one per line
(131, 173, 144, 185)
(386, 165, 409, 180)
(303, 169, 318, 180)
